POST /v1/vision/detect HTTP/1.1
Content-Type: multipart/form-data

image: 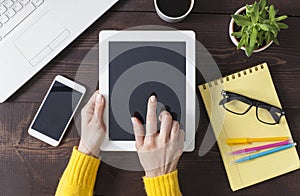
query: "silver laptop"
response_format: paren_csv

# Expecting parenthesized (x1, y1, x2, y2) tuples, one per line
(0, 0, 119, 103)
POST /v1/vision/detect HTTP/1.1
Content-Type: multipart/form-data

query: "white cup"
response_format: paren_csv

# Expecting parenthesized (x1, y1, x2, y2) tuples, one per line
(154, 0, 195, 23)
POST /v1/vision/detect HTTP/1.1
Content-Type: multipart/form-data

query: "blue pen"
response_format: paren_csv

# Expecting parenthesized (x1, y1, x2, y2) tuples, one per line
(233, 143, 297, 164)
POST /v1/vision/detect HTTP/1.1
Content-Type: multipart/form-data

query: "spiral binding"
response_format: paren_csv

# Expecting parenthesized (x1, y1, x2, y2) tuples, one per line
(202, 63, 265, 90)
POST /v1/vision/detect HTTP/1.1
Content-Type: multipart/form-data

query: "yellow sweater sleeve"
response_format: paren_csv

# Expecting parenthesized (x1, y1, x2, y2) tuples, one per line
(143, 170, 182, 196)
(55, 147, 100, 196)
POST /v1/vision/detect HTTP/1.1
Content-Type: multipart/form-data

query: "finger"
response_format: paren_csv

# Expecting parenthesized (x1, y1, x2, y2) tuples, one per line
(93, 93, 105, 120)
(178, 129, 185, 149)
(159, 111, 173, 142)
(131, 117, 145, 149)
(177, 129, 185, 153)
(81, 91, 98, 122)
(145, 95, 157, 141)
(170, 120, 180, 141)
(84, 91, 98, 111)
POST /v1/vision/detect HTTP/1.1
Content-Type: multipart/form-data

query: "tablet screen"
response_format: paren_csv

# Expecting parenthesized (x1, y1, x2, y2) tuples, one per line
(109, 42, 186, 141)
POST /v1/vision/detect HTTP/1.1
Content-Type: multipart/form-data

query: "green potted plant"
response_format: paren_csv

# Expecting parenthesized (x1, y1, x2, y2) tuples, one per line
(229, 0, 288, 57)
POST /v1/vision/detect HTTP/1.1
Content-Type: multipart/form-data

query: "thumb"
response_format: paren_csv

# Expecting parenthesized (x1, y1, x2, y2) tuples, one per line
(94, 93, 105, 120)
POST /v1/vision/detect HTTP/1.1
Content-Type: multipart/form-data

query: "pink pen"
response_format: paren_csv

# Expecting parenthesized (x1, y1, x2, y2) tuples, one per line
(230, 140, 292, 155)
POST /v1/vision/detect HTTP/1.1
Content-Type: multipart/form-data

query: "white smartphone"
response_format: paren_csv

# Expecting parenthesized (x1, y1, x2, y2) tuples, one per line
(28, 75, 86, 146)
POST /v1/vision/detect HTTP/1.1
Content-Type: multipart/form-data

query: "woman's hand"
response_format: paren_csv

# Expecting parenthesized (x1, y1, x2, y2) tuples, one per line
(78, 91, 106, 157)
(131, 95, 185, 177)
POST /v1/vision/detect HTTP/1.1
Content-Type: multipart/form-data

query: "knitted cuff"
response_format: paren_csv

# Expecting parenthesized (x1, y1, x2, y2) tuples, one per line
(64, 147, 100, 188)
(143, 170, 182, 196)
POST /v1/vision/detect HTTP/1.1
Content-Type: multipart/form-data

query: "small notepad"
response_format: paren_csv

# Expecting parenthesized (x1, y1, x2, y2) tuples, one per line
(199, 63, 300, 191)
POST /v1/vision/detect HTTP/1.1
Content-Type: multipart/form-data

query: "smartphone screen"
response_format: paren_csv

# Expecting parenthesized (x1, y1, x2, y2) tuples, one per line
(31, 81, 83, 141)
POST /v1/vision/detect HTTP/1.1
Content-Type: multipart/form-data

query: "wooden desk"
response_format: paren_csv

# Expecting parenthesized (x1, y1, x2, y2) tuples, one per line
(1, 0, 299, 195)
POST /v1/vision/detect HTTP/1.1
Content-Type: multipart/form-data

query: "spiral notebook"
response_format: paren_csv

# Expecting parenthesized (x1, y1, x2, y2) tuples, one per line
(199, 63, 300, 191)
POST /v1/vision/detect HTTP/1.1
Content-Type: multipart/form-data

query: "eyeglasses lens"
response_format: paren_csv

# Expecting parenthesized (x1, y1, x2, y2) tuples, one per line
(224, 99, 251, 114)
(257, 104, 281, 124)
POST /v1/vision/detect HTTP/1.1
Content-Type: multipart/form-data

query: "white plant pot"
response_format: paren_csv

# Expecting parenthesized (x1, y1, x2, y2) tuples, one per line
(229, 6, 273, 53)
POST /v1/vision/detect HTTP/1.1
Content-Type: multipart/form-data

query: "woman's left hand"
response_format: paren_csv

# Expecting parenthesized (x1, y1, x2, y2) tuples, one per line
(78, 91, 106, 157)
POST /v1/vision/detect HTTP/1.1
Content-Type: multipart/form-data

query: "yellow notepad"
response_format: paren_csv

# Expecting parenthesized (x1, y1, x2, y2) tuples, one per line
(199, 63, 300, 191)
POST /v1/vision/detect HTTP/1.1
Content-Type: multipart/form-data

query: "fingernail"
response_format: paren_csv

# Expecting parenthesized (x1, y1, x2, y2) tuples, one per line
(96, 93, 102, 103)
(132, 112, 145, 124)
(150, 95, 156, 103)
(131, 117, 136, 124)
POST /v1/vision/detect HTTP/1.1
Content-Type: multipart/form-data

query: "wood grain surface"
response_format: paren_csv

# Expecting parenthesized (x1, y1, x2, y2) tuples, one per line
(0, 0, 300, 195)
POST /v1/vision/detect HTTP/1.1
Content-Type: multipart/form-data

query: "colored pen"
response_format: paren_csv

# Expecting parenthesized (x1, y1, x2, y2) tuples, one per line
(233, 143, 296, 164)
(230, 140, 292, 155)
(226, 137, 290, 145)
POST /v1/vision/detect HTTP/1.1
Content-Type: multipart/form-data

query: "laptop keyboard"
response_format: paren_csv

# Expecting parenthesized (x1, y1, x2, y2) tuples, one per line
(0, 0, 44, 41)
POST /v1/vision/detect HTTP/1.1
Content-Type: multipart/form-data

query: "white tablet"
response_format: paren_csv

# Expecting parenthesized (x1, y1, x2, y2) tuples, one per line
(99, 30, 195, 151)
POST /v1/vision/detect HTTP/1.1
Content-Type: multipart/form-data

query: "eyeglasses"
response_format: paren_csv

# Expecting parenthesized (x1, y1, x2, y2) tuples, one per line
(219, 90, 285, 125)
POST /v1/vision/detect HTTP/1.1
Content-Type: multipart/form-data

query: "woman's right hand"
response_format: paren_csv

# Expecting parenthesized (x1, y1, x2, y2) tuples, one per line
(131, 95, 184, 177)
